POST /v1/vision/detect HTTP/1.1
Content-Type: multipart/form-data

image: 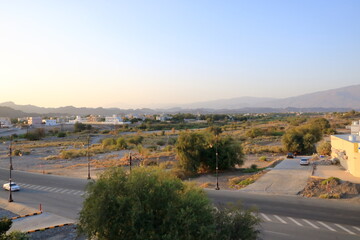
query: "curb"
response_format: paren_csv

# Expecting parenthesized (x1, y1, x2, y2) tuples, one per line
(11, 211, 42, 220)
(27, 223, 75, 233)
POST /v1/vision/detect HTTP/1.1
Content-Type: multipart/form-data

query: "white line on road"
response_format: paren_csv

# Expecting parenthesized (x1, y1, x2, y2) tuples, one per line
(334, 224, 356, 235)
(54, 188, 62, 193)
(263, 230, 291, 237)
(261, 213, 272, 222)
(288, 217, 303, 226)
(274, 215, 287, 224)
(302, 219, 319, 229)
(353, 226, 360, 232)
(317, 221, 336, 232)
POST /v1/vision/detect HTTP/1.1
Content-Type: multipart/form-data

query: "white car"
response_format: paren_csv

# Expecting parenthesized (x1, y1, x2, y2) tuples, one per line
(3, 182, 20, 191)
(300, 158, 310, 166)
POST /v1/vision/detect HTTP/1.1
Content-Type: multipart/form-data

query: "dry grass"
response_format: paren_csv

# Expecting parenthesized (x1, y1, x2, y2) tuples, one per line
(228, 170, 268, 189)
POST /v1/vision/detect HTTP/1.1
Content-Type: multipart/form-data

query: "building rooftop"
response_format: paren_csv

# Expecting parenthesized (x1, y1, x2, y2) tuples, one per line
(333, 134, 360, 143)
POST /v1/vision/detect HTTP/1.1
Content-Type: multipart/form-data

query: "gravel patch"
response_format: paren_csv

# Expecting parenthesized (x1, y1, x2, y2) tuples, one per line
(0, 207, 17, 219)
(28, 225, 87, 240)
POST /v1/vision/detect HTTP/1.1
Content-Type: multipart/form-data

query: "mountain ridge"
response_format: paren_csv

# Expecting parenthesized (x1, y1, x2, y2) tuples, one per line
(0, 84, 359, 117)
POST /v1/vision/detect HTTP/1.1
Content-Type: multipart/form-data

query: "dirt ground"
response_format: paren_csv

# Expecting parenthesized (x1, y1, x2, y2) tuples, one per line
(300, 177, 360, 199)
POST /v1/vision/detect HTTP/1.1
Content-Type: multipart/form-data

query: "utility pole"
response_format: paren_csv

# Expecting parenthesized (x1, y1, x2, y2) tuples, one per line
(8, 136, 13, 202)
(215, 134, 220, 190)
(87, 135, 91, 180)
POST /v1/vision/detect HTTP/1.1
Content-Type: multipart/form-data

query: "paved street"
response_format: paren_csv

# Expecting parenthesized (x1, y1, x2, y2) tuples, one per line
(240, 157, 312, 194)
(1, 167, 360, 239)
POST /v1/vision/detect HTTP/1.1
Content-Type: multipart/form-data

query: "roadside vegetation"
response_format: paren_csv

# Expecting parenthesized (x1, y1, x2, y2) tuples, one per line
(0, 217, 28, 240)
(79, 167, 260, 240)
(300, 176, 360, 199)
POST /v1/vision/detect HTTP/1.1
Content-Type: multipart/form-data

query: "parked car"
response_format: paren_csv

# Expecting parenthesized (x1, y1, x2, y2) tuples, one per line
(287, 153, 294, 158)
(300, 158, 310, 166)
(3, 182, 20, 191)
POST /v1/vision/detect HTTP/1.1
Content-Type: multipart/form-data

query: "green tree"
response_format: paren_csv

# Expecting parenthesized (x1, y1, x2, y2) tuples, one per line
(317, 141, 332, 156)
(245, 128, 263, 138)
(282, 125, 322, 154)
(78, 167, 260, 240)
(176, 131, 244, 173)
(79, 167, 214, 240)
(176, 132, 207, 173)
(214, 203, 260, 240)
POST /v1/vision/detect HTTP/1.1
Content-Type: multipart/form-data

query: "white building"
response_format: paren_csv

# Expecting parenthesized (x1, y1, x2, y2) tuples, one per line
(350, 120, 360, 135)
(156, 114, 172, 122)
(44, 119, 58, 126)
(0, 118, 12, 128)
(28, 117, 42, 126)
(105, 115, 124, 124)
(69, 116, 86, 124)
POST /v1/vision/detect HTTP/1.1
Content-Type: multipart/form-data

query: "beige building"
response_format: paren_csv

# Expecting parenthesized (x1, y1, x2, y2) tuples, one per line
(28, 117, 42, 126)
(331, 120, 360, 177)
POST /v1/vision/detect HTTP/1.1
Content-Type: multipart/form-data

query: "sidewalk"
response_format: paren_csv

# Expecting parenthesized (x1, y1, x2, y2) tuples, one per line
(313, 165, 360, 184)
(0, 198, 74, 233)
(10, 212, 74, 232)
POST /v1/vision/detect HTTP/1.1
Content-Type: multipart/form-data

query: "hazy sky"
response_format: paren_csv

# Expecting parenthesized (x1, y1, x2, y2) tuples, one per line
(1, 1, 359, 108)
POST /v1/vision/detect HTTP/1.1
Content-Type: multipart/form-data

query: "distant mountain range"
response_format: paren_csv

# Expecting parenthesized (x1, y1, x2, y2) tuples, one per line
(0, 84, 359, 117)
(179, 84, 360, 109)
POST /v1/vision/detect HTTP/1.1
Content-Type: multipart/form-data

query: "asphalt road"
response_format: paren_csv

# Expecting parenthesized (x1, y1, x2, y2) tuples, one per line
(240, 157, 312, 194)
(1, 168, 360, 239)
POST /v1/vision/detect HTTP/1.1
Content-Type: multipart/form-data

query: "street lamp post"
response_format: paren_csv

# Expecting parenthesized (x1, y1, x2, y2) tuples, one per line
(87, 135, 91, 180)
(8, 137, 13, 202)
(215, 134, 220, 190)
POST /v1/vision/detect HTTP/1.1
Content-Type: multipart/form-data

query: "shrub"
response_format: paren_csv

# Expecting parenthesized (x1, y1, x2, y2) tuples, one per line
(156, 140, 166, 146)
(259, 156, 267, 161)
(317, 141, 331, 156)
(102, 138, 116, 148)
(250, 164, 258, 170)
(128, 135, 144, 145)
(116, 137, 128, 149)
(57, 132, 67, 138)
(319, 193, 341, 199)
(321, 177, 341, 185)
(25, 128, 45, 141)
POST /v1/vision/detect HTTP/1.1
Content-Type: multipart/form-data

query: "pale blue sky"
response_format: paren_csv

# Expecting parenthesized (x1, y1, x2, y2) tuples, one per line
(0, 1, 359, 108)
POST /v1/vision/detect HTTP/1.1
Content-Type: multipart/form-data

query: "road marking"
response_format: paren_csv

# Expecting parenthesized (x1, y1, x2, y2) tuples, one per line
(261, 213, 272, 222)
(353, 226, 360, 232)
(317, 221, 336, 232)
(31, 185, 42, 190)
(263, 230, 291, 237)
(59, 189, 69, 194)
(302, 219, 319, 229)
(54, 188, 62, 193)
(274, 215, 287, 224)
(288, 217, 303, 226)
(334, 224, 356, 235)
(37, 186, 48, 191)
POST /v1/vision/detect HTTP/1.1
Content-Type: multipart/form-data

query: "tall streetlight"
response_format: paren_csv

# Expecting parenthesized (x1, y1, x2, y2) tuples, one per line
(8, 137, 14, 202)
(215, 134, 220, 190)
(87, 135, 91, 180)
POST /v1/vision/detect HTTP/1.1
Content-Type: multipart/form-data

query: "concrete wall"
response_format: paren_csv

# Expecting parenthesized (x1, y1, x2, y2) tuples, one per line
(331, 135, 360, 177)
